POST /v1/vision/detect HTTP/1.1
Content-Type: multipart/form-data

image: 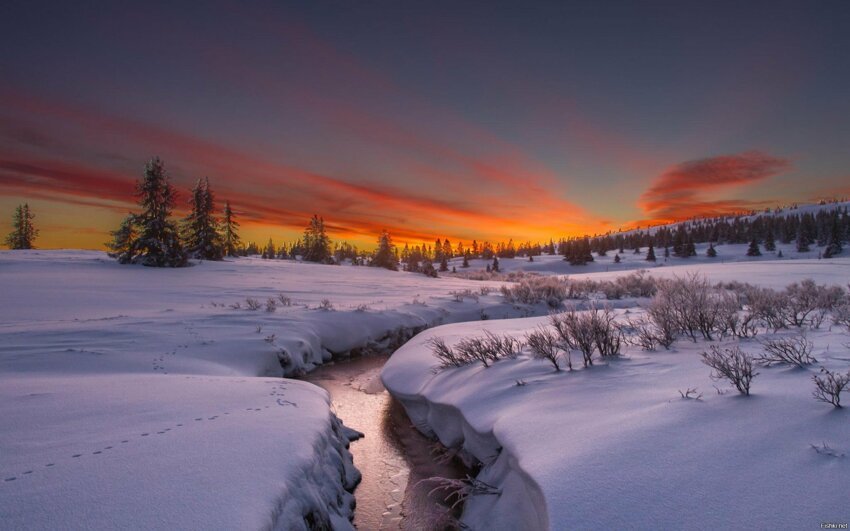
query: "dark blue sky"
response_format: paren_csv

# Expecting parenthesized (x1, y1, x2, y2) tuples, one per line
(1, 0, 849, 247)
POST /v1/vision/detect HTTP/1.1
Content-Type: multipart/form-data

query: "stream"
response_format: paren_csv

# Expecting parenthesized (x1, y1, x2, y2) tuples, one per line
(303, 354, 468, 530)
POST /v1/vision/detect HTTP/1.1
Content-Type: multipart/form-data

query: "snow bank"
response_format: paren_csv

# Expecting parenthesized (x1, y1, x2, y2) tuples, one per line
(383, 263, 850, 529)
(0, 250, 540, 528)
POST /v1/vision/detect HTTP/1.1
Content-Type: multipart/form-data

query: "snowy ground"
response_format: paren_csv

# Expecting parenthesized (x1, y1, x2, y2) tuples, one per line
(384, 258, 850, 529)
(454, 240, 850, 282)
(0, 250, 539, 530)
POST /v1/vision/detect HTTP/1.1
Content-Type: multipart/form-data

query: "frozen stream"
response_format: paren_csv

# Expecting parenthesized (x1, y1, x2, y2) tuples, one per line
(303, 355, 467, 530)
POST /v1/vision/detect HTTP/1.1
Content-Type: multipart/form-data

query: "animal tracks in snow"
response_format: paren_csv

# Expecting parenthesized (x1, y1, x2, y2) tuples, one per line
(1, 380, 298, 486)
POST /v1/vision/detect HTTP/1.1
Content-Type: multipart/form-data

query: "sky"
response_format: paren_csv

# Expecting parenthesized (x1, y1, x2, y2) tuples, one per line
(1, 0, 849, 250)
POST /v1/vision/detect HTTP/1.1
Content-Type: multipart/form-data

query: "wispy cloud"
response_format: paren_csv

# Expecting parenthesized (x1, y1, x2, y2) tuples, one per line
(639, 151, 791, 221)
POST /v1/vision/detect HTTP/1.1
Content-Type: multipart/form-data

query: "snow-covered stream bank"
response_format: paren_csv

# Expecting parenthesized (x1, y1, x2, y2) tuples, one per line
(304, 355, 468, 530)
(0, 251, 532, 529)
(382, 261, 850, 530)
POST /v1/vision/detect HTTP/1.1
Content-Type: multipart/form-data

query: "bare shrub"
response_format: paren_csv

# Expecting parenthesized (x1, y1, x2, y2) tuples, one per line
(245, 297, 262, 311)
(479, 286, 492, 296)
(265, 298, 277, 312)
(264, 334, 276, 343)
(756, 334, 816, 367)
(645, 298, 678, 348)
(655, 274, 734, 341)
(782, 279, 844, 328)
(500, 276, 569, 307)
(810, 441, 846, 458)
(550, 308, 595, 367)
(317, 299, 334, 311)
(743, 286, 788, 331)
(354, 303, 369, 312)
(277, 293, 292, 306)
(623, 316, 663, 351)
(449, 289, 479, 303)
(427, 337, 469, 369)
(812, 368, 850, 408)
(615, 269, 659, 298)
(700, 345, 758, 396)
(455, 336, 495, 368)
(483, 330, 522, 360)
(525, 326, 567, 371)
(230, 301, 242, 310)
(591, 305, 623, 357)
(834, 302, 850, 330)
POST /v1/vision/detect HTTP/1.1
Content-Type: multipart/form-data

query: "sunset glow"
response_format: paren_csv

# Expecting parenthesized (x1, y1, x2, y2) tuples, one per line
(2, 2, 848, 248)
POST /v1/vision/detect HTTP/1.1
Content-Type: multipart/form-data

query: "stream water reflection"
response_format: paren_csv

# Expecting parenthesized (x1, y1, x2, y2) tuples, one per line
(304, 355, 466, 530)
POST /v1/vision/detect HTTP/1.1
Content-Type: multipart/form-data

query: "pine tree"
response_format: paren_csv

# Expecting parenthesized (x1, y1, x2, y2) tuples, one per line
(492, 256, 500, 272)
(614, 253, 621, 264)
(795, 225, 810, 252)
(117, 157, 186, 267)
(262, 238, 275, 259)
(182, 177, 224, 260)
(5, 203, 38, 249)
(106, 214, 138, 263)
(421, 258, 438, 277)
(645, 245, 656, 262)
(764, 228, 776, 252)
(746, 238, 761, 256)
(823, 214, 843, 258)
(439, 256, 449, 272)
(222, 201, 241, 257)
(684, 237, 696, 257)
(371, 230, 398, 270)
(706, 243, 717, 257)
(462, 250, 470, 268)
(302, 215, 332, 263)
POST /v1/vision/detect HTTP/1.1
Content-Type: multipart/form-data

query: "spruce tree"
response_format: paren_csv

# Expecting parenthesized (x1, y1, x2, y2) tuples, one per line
(262, 238, 275, 259)
(492, 256, 500, 272)
(106, 214, 138, 263)
(795, 226, 810, 252)
(614, 253, 621, 264)
(439, 256, 449, 272)
(222, 201, 241, 257)
(117, 157, 186, 267)
(645, 245, 656, 262)
(4, 203, 38, 249)
(302, 215, 332, 263)
(706, 243, 717, 257)
(371, 230, 398, 270)
(764, 228, 776, 252)
(746, 238, 761, 256)
(182, 177, 223, 260)
(684, 237, 696, 257)
(462, 250, 470, 268)
(823, 215, 843, 258)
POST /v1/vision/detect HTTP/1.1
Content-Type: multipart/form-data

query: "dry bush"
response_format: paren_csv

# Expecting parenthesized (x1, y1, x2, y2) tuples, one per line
(613, 269, 659, 298)
(277, 293, 292, 306)
(422, 475, 501, 510)
(525, 326, 567, 371)
(500, 276, 570, 307)
(551, 309, 595, 367)
(700, 345, 758, 396)
(245, 297, 261, 311)
(265, 298, 277, 312)
(756, 334, 816, 367)
(834, 302, 850, 330)
(812, 368, 850, 408)
(645, 298, 679, 348)
(623, 316, 666, 351)
(449, 289, 479, 303)
(317, 299, 334, 311)
(483, 330, 523, 360)
(427, 337, 468, 369)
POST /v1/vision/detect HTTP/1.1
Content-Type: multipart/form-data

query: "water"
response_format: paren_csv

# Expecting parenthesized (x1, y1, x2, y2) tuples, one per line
(304, 355, 467, 530)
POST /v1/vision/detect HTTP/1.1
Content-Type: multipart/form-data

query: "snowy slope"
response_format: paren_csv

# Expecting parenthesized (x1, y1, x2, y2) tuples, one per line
(0, 250, 541, 529)
(383, 259, 850, 530)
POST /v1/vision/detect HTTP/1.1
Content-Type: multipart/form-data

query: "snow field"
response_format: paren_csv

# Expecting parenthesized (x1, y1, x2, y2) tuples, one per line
(383, 261, 850, 530)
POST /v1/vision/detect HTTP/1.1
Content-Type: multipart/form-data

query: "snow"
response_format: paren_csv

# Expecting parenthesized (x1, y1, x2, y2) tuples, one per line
(0, 250, 538, 529)
(383, 258, 850, 529)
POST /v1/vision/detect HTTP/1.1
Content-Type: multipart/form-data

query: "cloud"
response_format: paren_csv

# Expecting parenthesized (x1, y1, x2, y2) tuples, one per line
(639, 151, 791, 221)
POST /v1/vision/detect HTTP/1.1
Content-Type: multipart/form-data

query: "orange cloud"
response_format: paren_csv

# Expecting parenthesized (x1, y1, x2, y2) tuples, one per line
(639, 151, 791, 222)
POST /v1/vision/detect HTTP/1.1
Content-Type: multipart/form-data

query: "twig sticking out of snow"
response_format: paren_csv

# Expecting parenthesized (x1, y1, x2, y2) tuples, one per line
(678, 387, 703, 400)
(421, 475, 502, 509)
(810, 441, 846, 458)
